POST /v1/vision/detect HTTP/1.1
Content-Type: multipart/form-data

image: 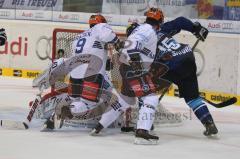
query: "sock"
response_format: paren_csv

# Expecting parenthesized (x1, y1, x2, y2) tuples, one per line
(187, 97, 214, 125)
(137, 104, 155, 131)
(99, 101, 123, 128)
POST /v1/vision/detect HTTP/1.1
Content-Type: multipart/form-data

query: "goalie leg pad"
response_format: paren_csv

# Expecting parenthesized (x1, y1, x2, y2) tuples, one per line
(50, 93, 73, 118)
(70, 99, 97, 115)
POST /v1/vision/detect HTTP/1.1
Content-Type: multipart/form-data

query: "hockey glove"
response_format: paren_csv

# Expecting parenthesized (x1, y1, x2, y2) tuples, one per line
(114, 40, 125, 52)
(193, 22, 208, 41)
(0, 28, 7, 46)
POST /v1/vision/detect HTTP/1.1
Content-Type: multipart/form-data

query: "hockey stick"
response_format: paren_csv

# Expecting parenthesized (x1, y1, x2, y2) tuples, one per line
(1, 94, 41, 130)
(190, 39, 238, 107)
(192, 38, 200, 50)
(186, 39, 238, 107)
(0, 85, 69, 130)
(157, 38, 238, 108)
(203, 97, 237, 108)
(0, 84, 46, 130)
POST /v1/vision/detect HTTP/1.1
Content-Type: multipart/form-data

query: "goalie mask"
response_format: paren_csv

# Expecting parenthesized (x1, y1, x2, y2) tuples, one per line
(145, 7, 164, 27)
(89, 14, 107, 28)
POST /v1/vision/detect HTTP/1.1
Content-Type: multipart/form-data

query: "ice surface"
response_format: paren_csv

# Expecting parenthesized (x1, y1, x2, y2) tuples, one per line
(0, 76, 240, 159)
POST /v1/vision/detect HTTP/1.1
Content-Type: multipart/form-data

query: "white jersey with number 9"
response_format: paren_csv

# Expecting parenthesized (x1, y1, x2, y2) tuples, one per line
(70, 23, 118, 79)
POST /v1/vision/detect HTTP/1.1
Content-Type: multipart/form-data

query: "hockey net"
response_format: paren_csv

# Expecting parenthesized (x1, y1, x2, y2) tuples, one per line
(52, 28, 182, 127)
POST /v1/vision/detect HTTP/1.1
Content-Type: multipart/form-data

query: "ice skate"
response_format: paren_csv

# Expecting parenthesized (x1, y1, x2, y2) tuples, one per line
(90, 123, 104, 136)
(203, 120, 218, 137)
(41, 117, 54, 132)
(134, 129, 159, 145)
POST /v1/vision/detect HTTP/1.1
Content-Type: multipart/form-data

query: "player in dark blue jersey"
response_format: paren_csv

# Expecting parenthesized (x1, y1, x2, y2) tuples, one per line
(156, 31, 218, 137)
(160, 16, 207, 40)
(158, 17, 217, 137)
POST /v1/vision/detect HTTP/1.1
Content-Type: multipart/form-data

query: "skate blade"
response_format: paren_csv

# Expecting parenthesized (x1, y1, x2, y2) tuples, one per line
(40, 127, 54, 132)
(40, 124, 54, 132)
(54, 115, 64, 129)
(89, 129, 101, 136)
(206, 134, 220, 140)
(134, 137, 159, 145)
(1, 120, 28, 130)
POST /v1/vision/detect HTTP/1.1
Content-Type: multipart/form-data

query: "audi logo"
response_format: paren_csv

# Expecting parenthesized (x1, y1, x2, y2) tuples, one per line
(35, 36, 52, 60)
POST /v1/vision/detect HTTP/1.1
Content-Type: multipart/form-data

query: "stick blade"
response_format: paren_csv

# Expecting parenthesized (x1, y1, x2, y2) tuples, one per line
(217, 97, 237, 108)
(0, 120, 28, 130)
(204, 97, 237, 108)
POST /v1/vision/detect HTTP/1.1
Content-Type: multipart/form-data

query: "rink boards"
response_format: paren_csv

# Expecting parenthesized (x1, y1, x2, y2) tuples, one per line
(0, 19, 240, 106)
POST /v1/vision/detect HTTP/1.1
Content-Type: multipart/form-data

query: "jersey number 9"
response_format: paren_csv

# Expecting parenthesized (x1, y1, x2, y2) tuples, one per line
(76, 38, 86, 54)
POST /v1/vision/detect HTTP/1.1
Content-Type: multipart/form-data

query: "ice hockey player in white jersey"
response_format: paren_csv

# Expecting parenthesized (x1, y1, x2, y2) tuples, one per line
(42, 14, 127, 130)
(90, 8, 167, 144)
